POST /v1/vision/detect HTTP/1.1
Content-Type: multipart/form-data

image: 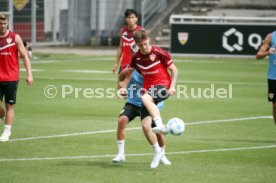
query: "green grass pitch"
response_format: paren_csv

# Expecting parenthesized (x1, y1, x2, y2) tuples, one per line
(0, 53, 276, 183)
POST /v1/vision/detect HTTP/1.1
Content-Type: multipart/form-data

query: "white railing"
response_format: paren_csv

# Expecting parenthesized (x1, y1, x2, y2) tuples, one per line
(170, 15, 276, 25)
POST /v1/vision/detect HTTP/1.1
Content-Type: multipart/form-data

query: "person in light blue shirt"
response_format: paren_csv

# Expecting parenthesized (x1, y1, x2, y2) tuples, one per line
(126, 70, 164, 109)
(256, 31, 276, 127)
(113, 70, 170, 166)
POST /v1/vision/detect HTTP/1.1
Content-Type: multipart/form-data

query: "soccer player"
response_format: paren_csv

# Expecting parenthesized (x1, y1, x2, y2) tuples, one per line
(0, 13, 33, 142)
(256, 31, 276, 127)
(112, 9, 142, 89)
(121, 29, 178, 168)
(113, 70, 171, 167)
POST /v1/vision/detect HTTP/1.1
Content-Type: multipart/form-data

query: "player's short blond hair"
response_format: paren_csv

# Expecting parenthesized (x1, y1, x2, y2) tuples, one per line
(0, 13, 8, 20)
(133, 29, 149, 43)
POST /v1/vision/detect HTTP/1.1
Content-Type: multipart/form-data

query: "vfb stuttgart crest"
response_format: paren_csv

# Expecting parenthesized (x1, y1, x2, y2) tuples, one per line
(6, 37, 12, 44)
(149, 53, 156, 61)
(178, 32, 189, 45)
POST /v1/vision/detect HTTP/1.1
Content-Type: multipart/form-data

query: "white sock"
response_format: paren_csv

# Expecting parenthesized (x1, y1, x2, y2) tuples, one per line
(160, 146, 165, 154)
(153, 116, 163, 127)
(3, 125, 11, 135)
(117, 140, 125, 155)
(152, 143, 161, 153)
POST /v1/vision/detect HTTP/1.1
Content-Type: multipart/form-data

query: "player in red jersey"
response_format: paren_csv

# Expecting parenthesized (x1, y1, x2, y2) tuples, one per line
(120, 29, 178, 168)
(0, 13, 33, 142)
(112, 9, 142, 89)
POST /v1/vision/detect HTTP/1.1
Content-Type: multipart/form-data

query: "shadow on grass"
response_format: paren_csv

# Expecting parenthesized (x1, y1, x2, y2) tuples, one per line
(57, 159, 155, 172)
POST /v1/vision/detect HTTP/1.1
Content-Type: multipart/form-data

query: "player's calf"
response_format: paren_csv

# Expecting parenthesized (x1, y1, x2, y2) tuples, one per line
(0, 106, 5, 119)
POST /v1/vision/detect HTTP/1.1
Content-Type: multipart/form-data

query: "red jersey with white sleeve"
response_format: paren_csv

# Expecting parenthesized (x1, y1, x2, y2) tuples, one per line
(0, 31, 19, 82)
(130, 45, 173, 90)
(121, 25, 142, 67)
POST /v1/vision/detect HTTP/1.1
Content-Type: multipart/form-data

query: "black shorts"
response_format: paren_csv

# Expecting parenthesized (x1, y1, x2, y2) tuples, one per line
(119, 103, 157, 128)
(0, 81, 18, 105)
(141, 85, 169, 120)
(119, 103, 141, 122)
(268, 79, 276, 102)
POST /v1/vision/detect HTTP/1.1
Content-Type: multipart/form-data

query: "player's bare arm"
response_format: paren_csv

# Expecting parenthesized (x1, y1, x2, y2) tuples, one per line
(168, 63, 178, 96)
(256, 33, 274, 59)
(118, 66, 134, 82)
(118, 72, 132, 89)
(16, 34, 33, 85)
(113, 30, 124, 73)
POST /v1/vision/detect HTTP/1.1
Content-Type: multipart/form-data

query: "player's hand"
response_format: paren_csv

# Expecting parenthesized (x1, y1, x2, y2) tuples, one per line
(269, 47, 276, 55)
(117, 87, 128, 99)
(118, 66, 132, 81)
(169, 87, 176, 96)
(112, 64, 118, 73)
(26, 75, 33, 85)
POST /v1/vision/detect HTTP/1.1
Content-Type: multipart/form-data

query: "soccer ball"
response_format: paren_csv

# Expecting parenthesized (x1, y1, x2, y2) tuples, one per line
(167, 118, 185, 136)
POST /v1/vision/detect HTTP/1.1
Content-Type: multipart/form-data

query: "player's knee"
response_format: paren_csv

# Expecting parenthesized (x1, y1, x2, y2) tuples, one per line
(141, 122, 150, 131)
(118, 117, 128, 128)
(141, 95, 146, 103)
(5, 104, 14, 110)
(141, 94, 150, 102)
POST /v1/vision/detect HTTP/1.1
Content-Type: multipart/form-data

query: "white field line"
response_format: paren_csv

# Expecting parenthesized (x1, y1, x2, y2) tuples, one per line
(8, 116, 272, 142)
(31, 58, 261, 64)
(19, 68, 44, 72)
(8, 128, 140, 142)
(0, 144, 275, 162)
(188, 116, 272, 125)
(179, 80, 266, 86)
(20, 69, 111, 74)
(173, 59, 266, 66)
(31, 57, 114, 63)
(30, 58, 219, 64)
(31, 76, 116, 82)
(173, 59, 228, 63)
(60, 70, 112, 74)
